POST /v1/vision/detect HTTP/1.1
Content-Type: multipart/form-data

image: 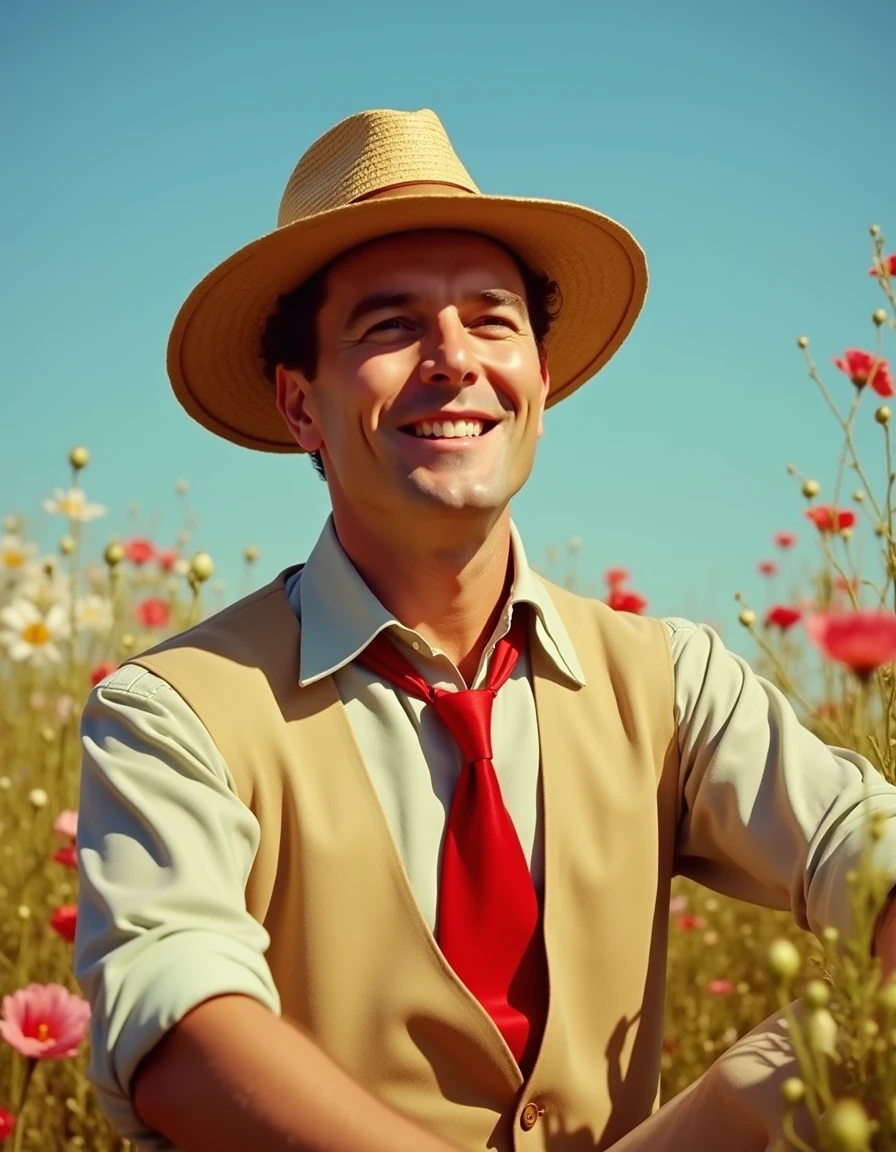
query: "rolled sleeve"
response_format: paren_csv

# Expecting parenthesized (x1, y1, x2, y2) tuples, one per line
(75, 665, 280, 1149)
(666, 617, 896, 940)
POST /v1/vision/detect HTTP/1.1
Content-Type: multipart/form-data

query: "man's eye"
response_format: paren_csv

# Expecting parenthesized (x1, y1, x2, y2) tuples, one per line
(367, 318, 410, 333)
(473, 316, 515, 329)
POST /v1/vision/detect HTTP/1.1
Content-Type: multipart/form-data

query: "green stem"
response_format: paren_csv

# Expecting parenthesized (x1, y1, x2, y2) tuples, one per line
(11, 1058, 36, 1152)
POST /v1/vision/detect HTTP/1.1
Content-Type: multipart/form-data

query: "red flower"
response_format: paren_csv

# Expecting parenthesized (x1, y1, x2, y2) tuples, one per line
(0, 983, 90, 1059)
(604, 566, 630, 589)
(805, 611, 896, 679)
(156, 548, 179, 573)
(833, 349, 894, 397)
(869, 254, 896, 278)
(124, 538, 155, 566)
(49, 905, 78, 944)
(675, 914, 707, 932)
(135, 597, 171, 630)
(765, 605, 802, 631)
(706, 979, 734, 996)
(52, 844, 78, 870)
(757, 560, 778, 577)
(89, 660, 117, 687)
(774, 532, 797, 550)
(0, 1108, 15, 1140)
(805, 506, 856, 534)
(607, 588, 648, 614)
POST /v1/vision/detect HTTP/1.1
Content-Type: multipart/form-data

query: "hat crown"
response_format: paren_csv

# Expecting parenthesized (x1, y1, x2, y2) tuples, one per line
(277, 108, 480, 228)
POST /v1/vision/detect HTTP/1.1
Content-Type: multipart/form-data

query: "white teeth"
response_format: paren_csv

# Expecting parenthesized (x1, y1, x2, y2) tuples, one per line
(411, 419, 485, 439)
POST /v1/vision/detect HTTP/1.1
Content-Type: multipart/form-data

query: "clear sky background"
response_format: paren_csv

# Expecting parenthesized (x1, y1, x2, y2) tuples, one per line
(2, 0, 894, 653)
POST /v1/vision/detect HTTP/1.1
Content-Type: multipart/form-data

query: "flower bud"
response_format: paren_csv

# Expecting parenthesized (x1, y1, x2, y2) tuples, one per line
(120, 633, 135, 653)
(802, 479, 820, 499)
(3, 514, 20, 533)
(738, 609, 756, 627)
(781, 1077, 806, 1106)
(43, 557, 57, 577)
(871, 224, 881, 236)
(28, 788, 48, 809)
(103, 542, 124, 568)
(59, 535, 76, 556)
(17, 905, 30, 920)
(807, 1006, 838, 1056)
(767, 938, 801, 981)
(797, 336, 809, 349)
(875, 522, 888, 537)
(819, 1098, 872, 1152)
(853, 490, 865, 503)
(568, 536, 583, 553)
(873, 309, 888, 327)
(876, 406, 891, 425)
(68, 446, 90, 471)
(243, 545, 259, 564)
(190, 552, 214, 583)
(175, 479, 190, 496)
(821, 925, 839, 949)
(804, 979, 831, 1010)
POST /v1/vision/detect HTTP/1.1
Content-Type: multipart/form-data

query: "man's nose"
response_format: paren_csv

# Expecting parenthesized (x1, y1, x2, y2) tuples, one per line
(418, 314, 481, 389)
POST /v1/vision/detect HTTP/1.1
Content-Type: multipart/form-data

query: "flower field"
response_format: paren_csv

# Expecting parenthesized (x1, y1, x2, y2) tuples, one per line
(1, 229, 896, 1150)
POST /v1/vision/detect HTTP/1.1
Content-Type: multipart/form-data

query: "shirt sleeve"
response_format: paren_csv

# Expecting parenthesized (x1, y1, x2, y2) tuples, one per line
(75, 664, 281, 1150)
(666, 617, 896, 939)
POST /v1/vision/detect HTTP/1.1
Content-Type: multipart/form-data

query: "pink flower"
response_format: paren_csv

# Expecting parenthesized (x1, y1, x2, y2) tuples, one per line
(0, 1108, 15, 1141)
(774, 532, 797, 550)
(869, 254, 896, 278)
(833, 349, 894, 397)
(757, 560, 778, 577)
(49, 905, 78, 944)
(607, 588, 648, 614)
(603, 566, 630, 589)
(0, 983, 90, 1059)
(53, 810, 78, 841)
(706, 978, 734, 996)
(805, 611, 896, 680)
(52, 844, 78, 870)
(669, 895, 688, 915)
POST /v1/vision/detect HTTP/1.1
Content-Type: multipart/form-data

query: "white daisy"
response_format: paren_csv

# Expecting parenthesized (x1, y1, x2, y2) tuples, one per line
(42, 487, 107, 522)
(0, 535, 37, 573)
(0, 600, 71, 665)
(18, 564, 71, 613)
(75, 594, 113, 634)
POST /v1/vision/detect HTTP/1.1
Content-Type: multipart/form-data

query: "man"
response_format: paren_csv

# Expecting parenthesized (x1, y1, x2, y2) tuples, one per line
(76, 108, 896, 1152)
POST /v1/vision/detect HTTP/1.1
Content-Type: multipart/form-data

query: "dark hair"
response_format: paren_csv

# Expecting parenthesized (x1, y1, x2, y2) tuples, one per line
(260, 238, 562, 480)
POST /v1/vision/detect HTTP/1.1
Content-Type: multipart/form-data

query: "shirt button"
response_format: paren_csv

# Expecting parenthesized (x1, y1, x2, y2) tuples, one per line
(520, 1103, 543, 1131)
(412, 642, 420, 651)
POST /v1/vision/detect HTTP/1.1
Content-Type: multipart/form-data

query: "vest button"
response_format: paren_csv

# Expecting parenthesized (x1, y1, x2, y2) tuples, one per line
(520, 1102, 543, 1131)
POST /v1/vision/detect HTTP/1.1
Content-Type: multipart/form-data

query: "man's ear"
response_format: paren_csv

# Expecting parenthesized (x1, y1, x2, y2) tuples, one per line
(536, 353, 550, 439)
(275, 365, 324, 453)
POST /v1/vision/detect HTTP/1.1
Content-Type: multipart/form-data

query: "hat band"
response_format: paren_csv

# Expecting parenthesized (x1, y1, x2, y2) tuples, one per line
(351, 180, 477, 204)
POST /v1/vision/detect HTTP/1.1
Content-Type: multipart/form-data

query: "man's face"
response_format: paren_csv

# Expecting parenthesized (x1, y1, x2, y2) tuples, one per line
(276, 230, 550, 528)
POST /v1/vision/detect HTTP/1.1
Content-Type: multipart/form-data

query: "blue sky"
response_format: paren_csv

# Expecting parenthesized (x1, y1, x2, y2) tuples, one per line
(2, 0, 894, 652)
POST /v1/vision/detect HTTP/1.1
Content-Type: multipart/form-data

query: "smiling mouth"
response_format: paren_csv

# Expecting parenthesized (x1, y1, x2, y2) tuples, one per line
(398, 419, 499, 440)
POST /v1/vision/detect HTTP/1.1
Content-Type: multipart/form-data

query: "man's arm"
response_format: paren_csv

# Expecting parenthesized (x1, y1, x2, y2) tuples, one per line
(77, 666, 459, 1152)
(665, 618, 896, 941)
(133, 994, 459, 1152)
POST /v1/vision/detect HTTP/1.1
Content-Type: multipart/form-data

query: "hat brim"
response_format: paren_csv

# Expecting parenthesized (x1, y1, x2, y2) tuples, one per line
(166, 193, 648, 452)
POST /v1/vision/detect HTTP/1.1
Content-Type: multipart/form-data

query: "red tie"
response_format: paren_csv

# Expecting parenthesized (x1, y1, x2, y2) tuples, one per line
(356, 609, 547, 1073)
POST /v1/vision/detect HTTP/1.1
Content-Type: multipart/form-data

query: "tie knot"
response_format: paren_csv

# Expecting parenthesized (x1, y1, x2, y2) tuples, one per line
(431, 687, 495, 763)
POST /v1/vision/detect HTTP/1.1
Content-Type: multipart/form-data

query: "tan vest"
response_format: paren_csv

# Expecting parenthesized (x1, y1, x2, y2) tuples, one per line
(132, 569, 680, 1152)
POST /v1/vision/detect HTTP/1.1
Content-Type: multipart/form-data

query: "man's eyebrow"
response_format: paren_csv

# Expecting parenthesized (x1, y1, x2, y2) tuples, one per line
(343, 288, 529, 331)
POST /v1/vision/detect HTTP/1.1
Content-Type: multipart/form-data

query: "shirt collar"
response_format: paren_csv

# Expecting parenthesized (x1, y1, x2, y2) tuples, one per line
(295, 515, 585, 688)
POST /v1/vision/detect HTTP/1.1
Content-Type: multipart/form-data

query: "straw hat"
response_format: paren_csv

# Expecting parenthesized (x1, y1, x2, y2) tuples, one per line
(167, 108, 648, 453)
